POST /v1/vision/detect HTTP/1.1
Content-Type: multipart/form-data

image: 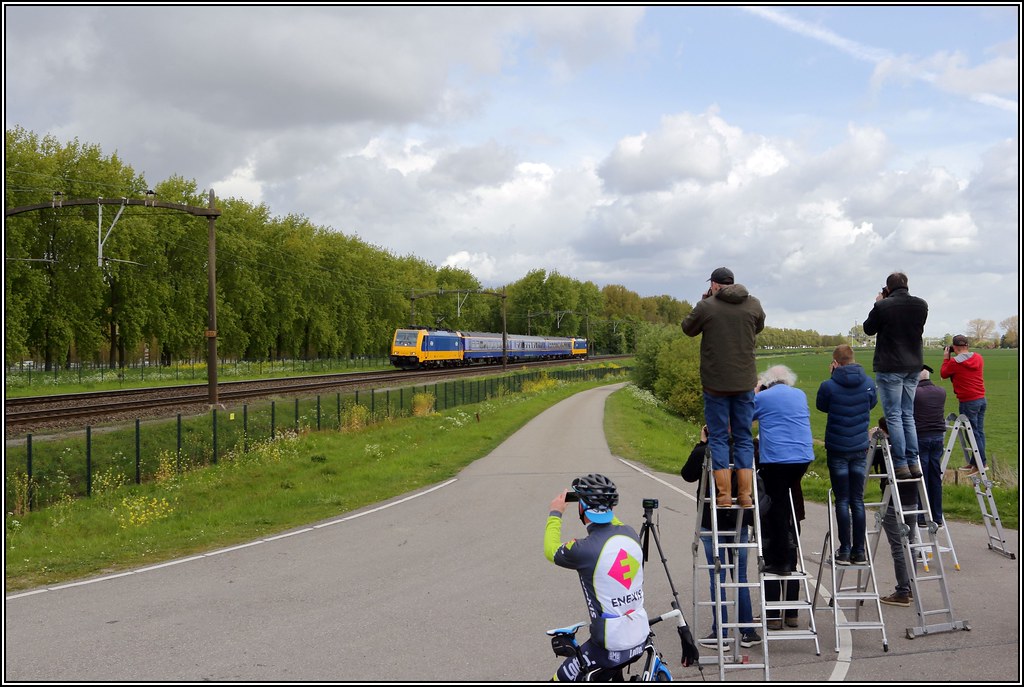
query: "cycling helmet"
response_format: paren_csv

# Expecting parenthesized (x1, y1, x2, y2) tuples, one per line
(571, 473, 618, 523)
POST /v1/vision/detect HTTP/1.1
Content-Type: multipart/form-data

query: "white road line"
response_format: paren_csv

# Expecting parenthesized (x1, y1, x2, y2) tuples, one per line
(5, 478, 460, 601)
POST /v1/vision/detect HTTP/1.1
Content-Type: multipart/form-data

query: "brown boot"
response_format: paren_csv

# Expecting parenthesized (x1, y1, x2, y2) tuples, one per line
(736, 468, 754, 509)
(713, 469, 733, 507)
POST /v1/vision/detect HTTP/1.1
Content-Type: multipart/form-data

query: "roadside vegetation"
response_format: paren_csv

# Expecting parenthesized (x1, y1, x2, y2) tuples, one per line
(4, 369, 626, 591)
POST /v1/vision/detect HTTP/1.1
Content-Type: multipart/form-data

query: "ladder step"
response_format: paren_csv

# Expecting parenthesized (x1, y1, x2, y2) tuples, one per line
(833, 592, 879, 600)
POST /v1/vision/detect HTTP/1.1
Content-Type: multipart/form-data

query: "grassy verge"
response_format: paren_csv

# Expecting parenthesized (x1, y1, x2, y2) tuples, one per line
(603, 383, 1018, 530)
(4, 372, 628, 592)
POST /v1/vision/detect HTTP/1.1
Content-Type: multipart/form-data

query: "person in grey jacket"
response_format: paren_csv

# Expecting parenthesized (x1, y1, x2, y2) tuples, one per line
(816, 344, 877, 565)
(682, 267, 766, 509)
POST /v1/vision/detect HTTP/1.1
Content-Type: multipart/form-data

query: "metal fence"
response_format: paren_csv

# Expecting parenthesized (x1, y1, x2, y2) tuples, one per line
(6, 366, 630, 511)
(4, 356, 391, 390)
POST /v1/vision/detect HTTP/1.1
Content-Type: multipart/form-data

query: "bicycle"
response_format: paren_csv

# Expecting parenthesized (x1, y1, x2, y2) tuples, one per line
(546, 607, 697, 681)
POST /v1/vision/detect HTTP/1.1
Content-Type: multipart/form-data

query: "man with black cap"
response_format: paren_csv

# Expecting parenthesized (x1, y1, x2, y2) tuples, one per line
(681, 267, 765, 509)
(940, 335, 987, 475)
(914, 364, 947, 526)
(862, 272, 929, 480)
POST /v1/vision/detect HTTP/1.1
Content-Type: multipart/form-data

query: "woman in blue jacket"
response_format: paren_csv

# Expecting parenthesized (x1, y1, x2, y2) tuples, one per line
(816, 345, 878, 565)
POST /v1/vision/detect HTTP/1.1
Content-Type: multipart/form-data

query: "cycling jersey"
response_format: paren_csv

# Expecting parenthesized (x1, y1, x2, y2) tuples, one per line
(545, 512, 650, 658)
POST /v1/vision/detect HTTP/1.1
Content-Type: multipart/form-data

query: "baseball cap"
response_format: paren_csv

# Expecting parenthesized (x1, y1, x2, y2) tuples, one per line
(922, 364, 933, 373)
(708, 267, 734, 285)
(952, 335, 969, 346)
(583, 504, 614, 524)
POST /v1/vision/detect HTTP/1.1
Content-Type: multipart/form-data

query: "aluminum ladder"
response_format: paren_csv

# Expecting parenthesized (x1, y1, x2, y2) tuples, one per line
(867, 432, 970, 639)
(690, 452, 769, 680)
(941, 413, 1015, 560)
(813, 488, 889, 653)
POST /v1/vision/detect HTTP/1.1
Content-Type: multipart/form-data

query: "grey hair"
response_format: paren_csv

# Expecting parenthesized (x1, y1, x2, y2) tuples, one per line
(919, 368, 931, 380)
(759, 365, 797, 388)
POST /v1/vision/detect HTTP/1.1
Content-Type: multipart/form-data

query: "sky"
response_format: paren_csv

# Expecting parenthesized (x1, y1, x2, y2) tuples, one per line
(4, 4, 1020, 338)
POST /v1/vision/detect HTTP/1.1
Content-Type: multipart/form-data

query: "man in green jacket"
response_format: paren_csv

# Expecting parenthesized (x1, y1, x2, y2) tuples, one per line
(682, 267, 766, 508)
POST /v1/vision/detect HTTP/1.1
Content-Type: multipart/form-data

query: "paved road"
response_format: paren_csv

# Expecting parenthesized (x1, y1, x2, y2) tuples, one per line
(4, 384, 1020, 682)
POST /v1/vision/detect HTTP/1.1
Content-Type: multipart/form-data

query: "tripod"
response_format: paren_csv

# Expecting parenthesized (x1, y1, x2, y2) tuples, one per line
(638, 498, 701, 668)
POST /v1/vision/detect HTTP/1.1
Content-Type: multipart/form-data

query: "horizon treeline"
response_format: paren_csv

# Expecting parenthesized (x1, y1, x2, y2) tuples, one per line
(4, 127, 842, 369)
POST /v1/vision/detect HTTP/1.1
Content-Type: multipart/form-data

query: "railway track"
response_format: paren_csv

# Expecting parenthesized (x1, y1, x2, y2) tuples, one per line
(5, 357, 627, 436)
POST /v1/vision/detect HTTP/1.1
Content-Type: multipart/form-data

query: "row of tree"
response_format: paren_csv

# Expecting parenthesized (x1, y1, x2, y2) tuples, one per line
(6, 127, 853, 369)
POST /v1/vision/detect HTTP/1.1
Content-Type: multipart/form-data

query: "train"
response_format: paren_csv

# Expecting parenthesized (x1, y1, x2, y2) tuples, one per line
(390, 327, 588, 370)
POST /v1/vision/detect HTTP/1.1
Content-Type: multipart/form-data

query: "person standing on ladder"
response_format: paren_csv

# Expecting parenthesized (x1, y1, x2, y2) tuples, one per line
(940, 334, 987, 475)
(862, 272, 929, 480)
(816, 344, 878, 566)
(681, 267, 765, 509)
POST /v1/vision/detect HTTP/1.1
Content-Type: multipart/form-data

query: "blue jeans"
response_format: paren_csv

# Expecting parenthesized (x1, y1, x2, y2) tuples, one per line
(701, 529, 752, 634)
(703, 391, 755, 470)
(876, 371, 920, 469)
(917, 435, 945, 524)
(959, 398, 987, 466)
(827, 451, 868, 555)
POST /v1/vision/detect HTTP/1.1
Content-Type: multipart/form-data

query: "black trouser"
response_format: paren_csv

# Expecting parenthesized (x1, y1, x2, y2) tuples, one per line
(758, 462, 809, 570)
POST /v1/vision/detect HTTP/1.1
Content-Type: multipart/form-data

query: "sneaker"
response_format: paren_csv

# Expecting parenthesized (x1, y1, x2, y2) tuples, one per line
(833, 550, 851, 566)
(894, 466, 913, 480)
(880, 592, 912, 607)
(908, 463, 923, 478)
(766, 618, 783, 631)
(784, 616, 799, 628)
(850, 551, 868, 565)
(740, 631, 762, 647)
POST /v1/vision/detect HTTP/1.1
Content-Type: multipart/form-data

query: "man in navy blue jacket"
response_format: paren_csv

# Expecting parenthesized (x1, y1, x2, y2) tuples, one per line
(816, 344, 878, 565)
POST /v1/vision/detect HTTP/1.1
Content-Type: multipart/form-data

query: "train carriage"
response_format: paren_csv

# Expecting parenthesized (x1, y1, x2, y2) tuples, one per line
(390, 327, 587, 370)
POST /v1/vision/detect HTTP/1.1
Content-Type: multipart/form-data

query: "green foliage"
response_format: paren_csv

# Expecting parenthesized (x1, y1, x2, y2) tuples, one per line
(630, 322, 702, 421)
(652, 335, 704, 421)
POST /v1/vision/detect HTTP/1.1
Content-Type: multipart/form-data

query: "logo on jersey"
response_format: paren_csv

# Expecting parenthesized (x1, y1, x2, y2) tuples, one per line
(607, 548, 640, 589)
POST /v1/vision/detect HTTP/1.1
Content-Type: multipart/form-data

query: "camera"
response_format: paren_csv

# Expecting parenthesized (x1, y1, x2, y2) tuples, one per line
(643, 498, 659, 510)
(880, 286, 890, 297)
(565, 491, 579, 502)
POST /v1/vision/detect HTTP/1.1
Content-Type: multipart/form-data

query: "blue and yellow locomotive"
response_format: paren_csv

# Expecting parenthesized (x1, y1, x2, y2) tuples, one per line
(390, 327, 587, 370)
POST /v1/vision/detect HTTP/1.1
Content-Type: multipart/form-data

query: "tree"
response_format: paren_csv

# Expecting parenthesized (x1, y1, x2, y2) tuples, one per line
(999, 315, 1018, 348)
(966, 319, 996, 347)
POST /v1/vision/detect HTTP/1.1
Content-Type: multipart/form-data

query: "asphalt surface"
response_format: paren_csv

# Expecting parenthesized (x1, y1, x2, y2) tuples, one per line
(4, 383, 1020, 682)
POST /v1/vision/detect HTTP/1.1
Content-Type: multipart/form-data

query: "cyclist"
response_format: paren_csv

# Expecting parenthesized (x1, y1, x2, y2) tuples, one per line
(544, 473, 650, 681)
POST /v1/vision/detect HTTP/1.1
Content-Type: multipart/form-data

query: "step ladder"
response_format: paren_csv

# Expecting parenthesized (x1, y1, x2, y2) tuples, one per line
(812, 488, 888, 653)
(691, 452, 769, 680)
(759, 487, 820, 657)
(941, 413, 1015, 560)
(867, 432, 970, 639)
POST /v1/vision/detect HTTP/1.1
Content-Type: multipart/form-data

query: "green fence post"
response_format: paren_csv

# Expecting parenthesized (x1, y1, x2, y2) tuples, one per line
(244, 405, 249, 453)
(271, 401, 276, 441)
(295, 398, 299, 433)
(213, 408, 218, 464)
(135, 419, 141, 484)
(317, 395, 321, 432)
(177, 414, 182, 473)
(86, 426, 92, 498)
(26, 435, 33, 512)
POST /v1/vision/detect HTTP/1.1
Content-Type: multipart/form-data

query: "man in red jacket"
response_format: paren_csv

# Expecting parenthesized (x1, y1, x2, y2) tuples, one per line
(940, 335, 987, 474)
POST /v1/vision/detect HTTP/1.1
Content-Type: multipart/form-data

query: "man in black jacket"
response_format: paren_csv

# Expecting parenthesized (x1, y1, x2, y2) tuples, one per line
(863, 272, 928, 480)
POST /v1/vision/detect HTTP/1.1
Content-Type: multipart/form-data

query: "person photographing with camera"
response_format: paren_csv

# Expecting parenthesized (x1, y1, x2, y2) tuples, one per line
(941, 334, 987, 474)
(544, 474, 650, 681)
(681, 267, 765, 509)
(862, 272, 929, 480)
